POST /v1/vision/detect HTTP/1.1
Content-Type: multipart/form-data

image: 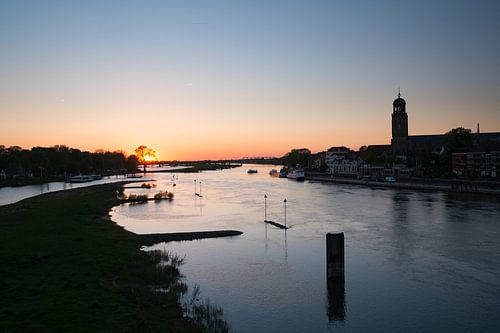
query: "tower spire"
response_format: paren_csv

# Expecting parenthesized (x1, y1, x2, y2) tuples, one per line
(398, 87, 401, 98)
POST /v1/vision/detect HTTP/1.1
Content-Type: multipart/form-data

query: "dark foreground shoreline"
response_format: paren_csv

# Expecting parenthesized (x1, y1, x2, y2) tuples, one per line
(0, 183, 241, 332)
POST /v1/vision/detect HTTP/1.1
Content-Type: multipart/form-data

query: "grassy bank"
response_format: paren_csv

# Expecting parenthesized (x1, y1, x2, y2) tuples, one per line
(0, 184, 239, 332)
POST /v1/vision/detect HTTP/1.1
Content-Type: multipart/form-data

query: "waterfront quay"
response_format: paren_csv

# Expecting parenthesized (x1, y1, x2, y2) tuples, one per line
(305, 172, 500, 195)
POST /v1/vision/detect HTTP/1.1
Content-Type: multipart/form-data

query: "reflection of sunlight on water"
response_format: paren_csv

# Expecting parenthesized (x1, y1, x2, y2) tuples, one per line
(111, 165, 500, 333)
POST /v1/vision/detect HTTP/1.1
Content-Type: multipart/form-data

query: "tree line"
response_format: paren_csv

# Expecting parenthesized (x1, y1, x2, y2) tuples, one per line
(0, 145, 139, 178)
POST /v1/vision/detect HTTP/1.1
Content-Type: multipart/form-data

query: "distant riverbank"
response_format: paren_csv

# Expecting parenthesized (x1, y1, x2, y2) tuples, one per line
(0, 183, 240, 332)
(305, 174, 500, 195)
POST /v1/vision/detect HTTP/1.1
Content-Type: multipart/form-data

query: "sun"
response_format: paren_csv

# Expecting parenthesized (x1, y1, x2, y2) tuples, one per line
(144, 155, 155, 162)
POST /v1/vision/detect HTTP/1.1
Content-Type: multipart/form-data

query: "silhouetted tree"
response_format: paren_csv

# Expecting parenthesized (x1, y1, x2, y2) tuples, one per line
(134, 145, 157, 172)
(282, 148, 311, 167)
(126, 155, 139, 173)
(444, 127, 472, 154)
(0, 145, 131, 180)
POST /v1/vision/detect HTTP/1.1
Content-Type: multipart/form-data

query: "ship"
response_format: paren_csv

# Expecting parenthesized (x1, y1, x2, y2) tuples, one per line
(287, 168, 305, 181)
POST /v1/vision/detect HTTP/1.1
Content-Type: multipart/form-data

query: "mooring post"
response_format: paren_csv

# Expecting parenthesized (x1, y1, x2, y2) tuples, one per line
(194, 179, 196, 194)
(264, 194, 267, 221)
(326, 233, 344, 279)
(284, 198, 287, 228)
(199, 181, 202, 196)
(326, 232, 346, 321)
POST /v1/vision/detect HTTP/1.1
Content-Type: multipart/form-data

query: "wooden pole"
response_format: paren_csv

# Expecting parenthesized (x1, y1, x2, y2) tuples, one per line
(326, 232, 345, 321)
(264, 194, 267, 221)
(284, 198, 287, 228)
(326, 233, 344, 279)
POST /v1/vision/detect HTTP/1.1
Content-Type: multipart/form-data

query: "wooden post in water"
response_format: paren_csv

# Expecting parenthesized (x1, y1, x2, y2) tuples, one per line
(199, 181, 202, 196)
(326, 233, 344, 279)
(284, 198, 287, 228)
(326, 232, 345, 321)
(264, 194, 267, 221)
(194, 179, 196, 194)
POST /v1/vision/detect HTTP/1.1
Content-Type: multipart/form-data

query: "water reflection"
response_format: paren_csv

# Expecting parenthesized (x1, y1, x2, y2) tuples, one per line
(327, 277, 345, 322)
(111, 165, 500, 333)
(0, 176, 132, 206)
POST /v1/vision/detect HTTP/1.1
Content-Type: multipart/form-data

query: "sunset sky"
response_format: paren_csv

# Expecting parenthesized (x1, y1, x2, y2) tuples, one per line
(1, 0, 499, 160)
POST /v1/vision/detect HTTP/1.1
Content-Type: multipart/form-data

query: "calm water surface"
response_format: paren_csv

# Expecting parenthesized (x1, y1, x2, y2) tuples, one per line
(109, 165, 500, 332)
(0, 176, 133, 206)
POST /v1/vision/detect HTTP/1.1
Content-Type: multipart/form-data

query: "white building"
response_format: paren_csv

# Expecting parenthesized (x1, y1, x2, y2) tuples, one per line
(325, 146, 360, 177)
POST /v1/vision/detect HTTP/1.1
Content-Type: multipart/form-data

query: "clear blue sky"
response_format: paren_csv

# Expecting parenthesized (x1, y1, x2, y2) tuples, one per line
(1, 0, 499, 159)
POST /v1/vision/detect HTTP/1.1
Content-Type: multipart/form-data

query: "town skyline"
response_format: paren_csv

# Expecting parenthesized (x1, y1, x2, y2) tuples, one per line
(1, 1, 499, 160)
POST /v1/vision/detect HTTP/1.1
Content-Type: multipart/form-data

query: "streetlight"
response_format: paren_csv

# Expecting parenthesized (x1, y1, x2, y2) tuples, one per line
(284, 198, 287, 228)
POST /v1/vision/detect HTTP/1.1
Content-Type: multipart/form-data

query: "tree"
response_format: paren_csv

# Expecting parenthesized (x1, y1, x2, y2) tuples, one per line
(282, 148, 311, 167)
(444, 127, 472, 154)
(126, 155, 139, 173)
(134, 145, 157, 172)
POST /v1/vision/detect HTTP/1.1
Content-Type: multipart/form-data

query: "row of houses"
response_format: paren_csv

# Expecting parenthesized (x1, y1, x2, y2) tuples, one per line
(308, 146, 418, 179)
(308, 146, 499, 179)
(452, 151, 499, 178)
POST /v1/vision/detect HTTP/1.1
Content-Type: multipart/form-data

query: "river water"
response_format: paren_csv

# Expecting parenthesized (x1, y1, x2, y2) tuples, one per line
(108, 165, 500, 332)
(0, 176, 133, 206)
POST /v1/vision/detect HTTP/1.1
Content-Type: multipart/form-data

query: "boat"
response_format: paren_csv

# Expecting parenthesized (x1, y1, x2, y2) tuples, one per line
(279, 167, 288, 178)
(269, 169, 279, 177)
(68, 175, 94, 183)
(247, 169, 258, 174)
(89, 174, 103, 180)
(287, 168, 305, 181)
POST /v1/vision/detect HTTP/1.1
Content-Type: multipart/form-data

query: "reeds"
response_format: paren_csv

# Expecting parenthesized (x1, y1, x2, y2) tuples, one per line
(153, 191, 174, 201)
(127, 194, 148, 202)
(183, 284, 230, 333)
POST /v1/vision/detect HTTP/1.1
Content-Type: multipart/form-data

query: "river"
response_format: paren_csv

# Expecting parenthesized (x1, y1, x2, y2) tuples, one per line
(110, 165, 500, 333)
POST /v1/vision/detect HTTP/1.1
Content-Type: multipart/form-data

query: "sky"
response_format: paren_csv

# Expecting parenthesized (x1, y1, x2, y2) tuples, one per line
(1, 0, 499, 160)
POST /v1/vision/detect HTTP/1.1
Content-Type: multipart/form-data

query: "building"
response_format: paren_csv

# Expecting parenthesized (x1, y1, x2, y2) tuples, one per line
(308, 152, 326, 170)
(325, 146, 351, 166)
(391, 91, 408, 155)
(390, 92, 500, 155)
(326, 146, 360, 178)
(452, 151, 499, 178)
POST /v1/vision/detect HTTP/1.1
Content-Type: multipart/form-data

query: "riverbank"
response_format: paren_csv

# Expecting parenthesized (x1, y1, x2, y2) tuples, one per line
(0, 176, 65, 188)
(306, 174, 500, 195)
(152, 163, 242, 173)
(0, 183, 240, 332)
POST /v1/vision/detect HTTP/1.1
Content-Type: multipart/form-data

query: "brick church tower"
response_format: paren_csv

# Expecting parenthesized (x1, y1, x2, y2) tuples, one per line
(391, 90, 408, 154)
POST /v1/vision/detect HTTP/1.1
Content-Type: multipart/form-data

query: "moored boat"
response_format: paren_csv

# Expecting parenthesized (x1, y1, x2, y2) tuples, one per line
(247, 169, 258, 174)
(269, 169, 279, 177)
(279, 167, 288, 178)
(68, 175, 94, 183)
(287, 168, 305, 181)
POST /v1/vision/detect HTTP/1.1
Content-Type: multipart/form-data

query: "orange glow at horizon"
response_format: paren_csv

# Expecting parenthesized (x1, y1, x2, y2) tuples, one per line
(1, 90, 499, 160)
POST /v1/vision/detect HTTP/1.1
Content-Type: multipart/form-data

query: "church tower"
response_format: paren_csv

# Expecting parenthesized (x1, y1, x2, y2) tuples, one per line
(391, 90, 408, 154)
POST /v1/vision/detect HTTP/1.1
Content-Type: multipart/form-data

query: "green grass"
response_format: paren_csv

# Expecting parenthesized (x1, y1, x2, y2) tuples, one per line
(0, 184, 203, 333)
